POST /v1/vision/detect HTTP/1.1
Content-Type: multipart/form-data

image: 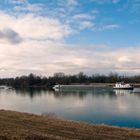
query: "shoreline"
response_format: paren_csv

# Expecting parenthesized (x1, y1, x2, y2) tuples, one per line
(0, 110, 140, 140)
(1, 83, 140, 88)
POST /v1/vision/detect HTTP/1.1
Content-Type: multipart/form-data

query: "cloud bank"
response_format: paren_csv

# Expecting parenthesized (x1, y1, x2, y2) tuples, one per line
(0, 0, 139, 77)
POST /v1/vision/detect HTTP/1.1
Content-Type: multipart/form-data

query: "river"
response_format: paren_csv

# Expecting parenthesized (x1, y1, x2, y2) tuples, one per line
(0, 86, 140, 128)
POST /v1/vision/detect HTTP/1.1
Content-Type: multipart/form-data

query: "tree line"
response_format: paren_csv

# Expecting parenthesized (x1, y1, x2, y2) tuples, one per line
(0, 72, 140, 88)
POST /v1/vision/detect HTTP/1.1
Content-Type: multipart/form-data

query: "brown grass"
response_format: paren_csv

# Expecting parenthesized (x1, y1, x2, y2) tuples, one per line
(0, 110, 140, 140)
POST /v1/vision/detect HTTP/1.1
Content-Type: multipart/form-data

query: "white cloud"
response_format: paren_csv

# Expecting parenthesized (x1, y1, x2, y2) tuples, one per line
(0, 0, 139, 78)
(66, 13, 95, 30)
(80, 21, 94, 29)
(4, 0, 97, 32)
(93, 24, 120, 31)
(73, 13, 93, 20)
(13, 3, 44, 13)
(67, 0, 78, 6)
(0, 35, 140, 77)
(7, 0, 27, 4)
(91, 0, 120, 4)
(0, 11, 72, 41)
(118, 56, 131, 63)
(102, 24, 120, 30)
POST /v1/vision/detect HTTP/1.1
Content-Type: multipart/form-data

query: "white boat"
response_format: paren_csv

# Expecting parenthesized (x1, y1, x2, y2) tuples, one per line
(113, 82, 134, 90)
(52, 84, 96, 91)
(52, 84, 61, 90)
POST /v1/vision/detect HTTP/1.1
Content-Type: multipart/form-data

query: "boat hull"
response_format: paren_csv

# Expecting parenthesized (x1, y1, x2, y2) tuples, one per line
(113, 87, 134, 90)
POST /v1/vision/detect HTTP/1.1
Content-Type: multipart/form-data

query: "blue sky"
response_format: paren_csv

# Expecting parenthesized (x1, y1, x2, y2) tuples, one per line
(0, 0, 140, 77)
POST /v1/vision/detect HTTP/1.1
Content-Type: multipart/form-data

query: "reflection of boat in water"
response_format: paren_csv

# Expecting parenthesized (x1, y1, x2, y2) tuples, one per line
(113, 82, 134, 90)
(52, 85, 115, 99)
(133, 88, 140, 93)
(114, 89, 133, 95)
(0, 86, 12, 90)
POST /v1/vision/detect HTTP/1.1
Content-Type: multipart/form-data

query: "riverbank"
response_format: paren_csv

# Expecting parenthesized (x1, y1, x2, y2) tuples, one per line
(0, 110, 140, 140)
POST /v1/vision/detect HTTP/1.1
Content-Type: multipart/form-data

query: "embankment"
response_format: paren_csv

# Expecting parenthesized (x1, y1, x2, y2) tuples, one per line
(0, 110, 140, 140)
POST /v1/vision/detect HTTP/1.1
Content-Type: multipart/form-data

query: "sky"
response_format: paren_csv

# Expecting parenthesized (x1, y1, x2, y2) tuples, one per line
(0, 0, 140, 77)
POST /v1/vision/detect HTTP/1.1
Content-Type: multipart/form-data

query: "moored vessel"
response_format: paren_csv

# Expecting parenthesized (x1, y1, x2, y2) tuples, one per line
(113, 82, 134, 90)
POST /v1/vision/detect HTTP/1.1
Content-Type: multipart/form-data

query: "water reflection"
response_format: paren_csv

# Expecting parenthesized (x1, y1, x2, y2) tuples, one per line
(9, 87, 139, 99)
(0, 86, 140, 128)
(15, 88, 53, 99)
(53, 87, 116, 99)
(113, 89, 133, 96)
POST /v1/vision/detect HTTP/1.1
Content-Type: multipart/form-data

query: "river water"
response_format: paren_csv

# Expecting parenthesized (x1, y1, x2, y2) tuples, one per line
(0, 86, 140, 128)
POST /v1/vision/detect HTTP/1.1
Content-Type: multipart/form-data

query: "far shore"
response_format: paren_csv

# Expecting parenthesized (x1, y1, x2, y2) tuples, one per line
(1, 83, 140, 89)
(0, 110, 140, 140)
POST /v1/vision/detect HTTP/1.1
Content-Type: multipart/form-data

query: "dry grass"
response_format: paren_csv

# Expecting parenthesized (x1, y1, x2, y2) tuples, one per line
(0, 110, 140, 140)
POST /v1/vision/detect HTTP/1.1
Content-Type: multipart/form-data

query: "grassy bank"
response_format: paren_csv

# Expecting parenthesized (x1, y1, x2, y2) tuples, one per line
(0, 110, 140, 140)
